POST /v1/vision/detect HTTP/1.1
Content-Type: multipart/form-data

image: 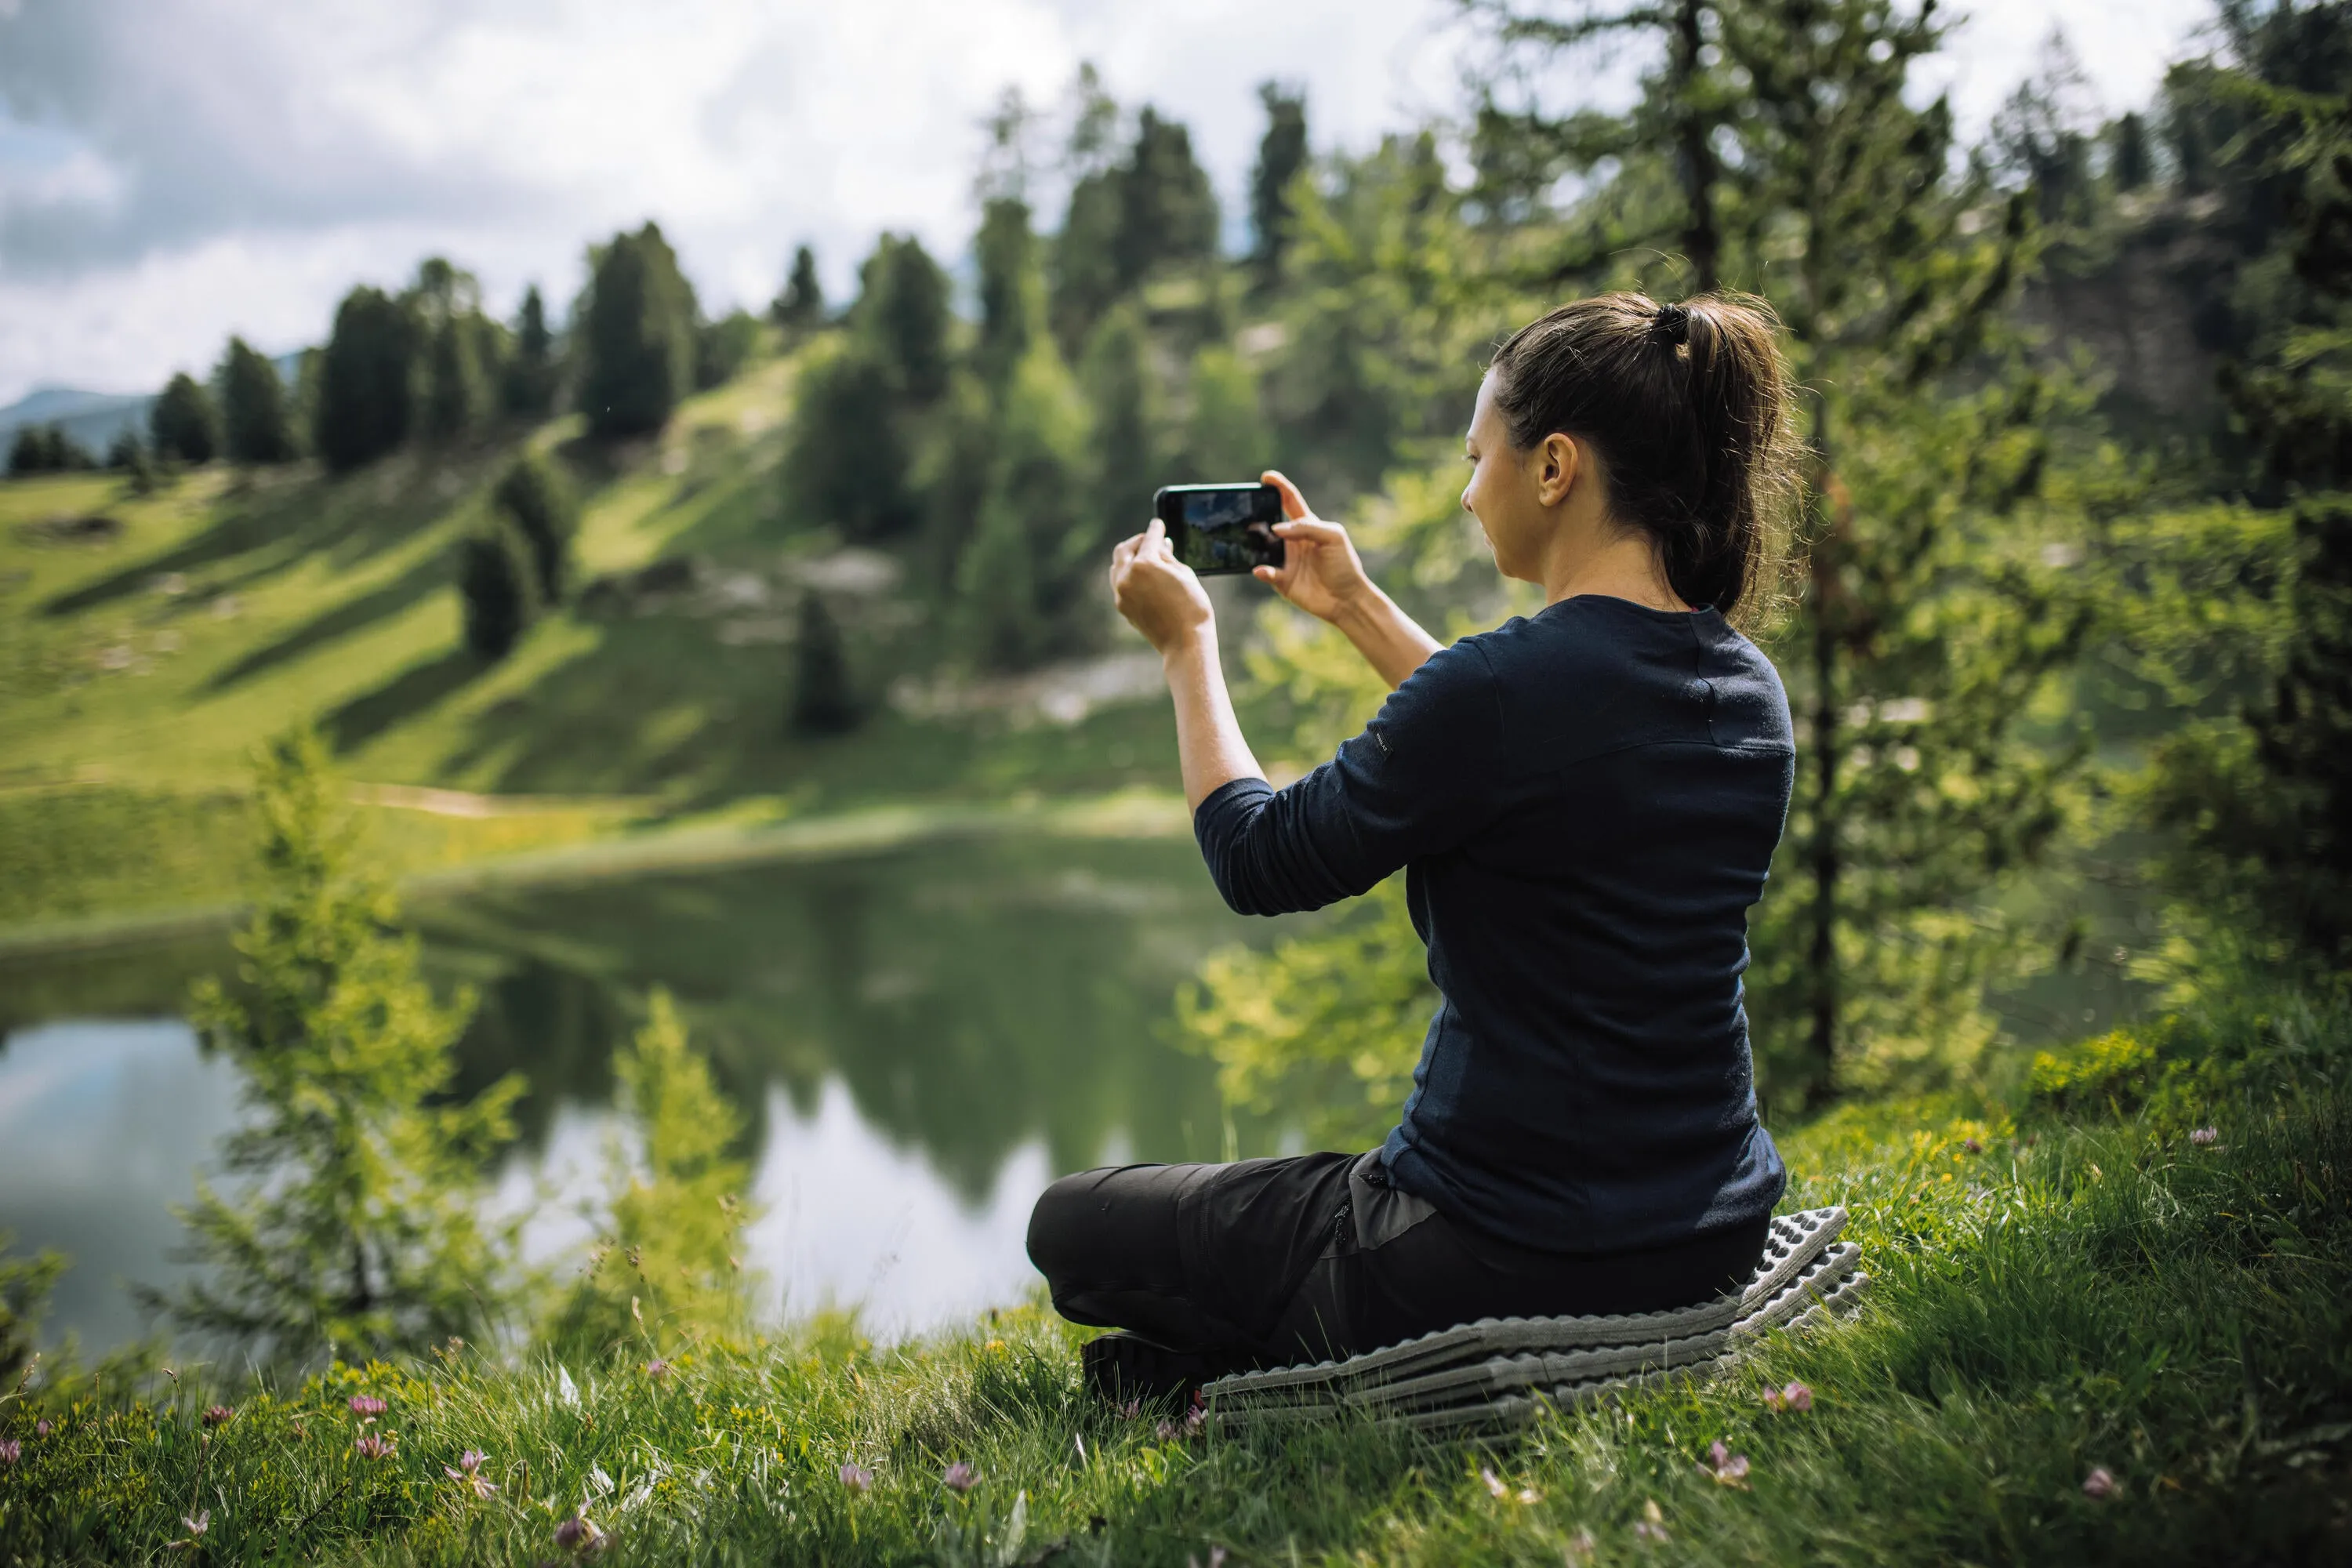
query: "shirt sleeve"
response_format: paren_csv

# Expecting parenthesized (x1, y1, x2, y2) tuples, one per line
(1192, 637, 1507, 916)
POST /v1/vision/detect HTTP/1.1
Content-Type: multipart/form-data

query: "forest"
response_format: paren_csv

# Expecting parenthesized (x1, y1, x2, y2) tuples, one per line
(0, 0, 2349, 1560)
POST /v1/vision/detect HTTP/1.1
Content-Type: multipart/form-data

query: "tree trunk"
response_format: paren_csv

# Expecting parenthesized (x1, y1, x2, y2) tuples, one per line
(1670, 0, 1722, 292)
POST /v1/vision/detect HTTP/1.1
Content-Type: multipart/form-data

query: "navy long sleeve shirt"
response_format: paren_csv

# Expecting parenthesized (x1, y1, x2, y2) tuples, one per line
(1194, 595, 1792, 1255)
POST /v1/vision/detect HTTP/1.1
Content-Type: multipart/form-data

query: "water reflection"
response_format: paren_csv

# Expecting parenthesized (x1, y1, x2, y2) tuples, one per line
(0, 831, 1297, 1350)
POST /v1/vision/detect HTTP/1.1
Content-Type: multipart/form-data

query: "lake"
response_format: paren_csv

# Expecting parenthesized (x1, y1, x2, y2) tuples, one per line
(0, 828, 1311, 1355)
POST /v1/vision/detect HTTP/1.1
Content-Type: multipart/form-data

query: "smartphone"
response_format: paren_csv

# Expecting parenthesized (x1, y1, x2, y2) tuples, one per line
(1155, 483, 1285, 577)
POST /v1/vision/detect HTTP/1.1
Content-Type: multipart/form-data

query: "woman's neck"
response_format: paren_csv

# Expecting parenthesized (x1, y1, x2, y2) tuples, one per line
(1539, 527, 1688, 612)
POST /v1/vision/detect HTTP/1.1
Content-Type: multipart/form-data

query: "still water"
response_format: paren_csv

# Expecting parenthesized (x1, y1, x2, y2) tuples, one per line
(0, 831, 1306, 1353)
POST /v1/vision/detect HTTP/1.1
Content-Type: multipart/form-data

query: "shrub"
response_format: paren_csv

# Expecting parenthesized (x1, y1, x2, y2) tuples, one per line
(490, 453, 579, 603)
(457, 521, 540, 660)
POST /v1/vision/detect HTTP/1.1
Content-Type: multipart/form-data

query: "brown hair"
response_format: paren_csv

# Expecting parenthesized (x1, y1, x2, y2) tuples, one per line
(1486, 292, 1801, 626)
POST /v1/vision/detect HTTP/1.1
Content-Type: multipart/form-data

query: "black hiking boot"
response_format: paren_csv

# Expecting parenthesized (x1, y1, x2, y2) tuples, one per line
(1080, 1332, 1250, 1408)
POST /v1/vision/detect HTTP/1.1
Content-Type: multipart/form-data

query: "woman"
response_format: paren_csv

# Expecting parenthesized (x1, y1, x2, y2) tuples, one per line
(1028, 292, 1802, 1404)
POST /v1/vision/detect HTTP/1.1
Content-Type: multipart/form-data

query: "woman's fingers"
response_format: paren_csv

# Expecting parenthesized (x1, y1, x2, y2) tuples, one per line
(1273, 517, 1349, 546)
(1262, 469, 1313, 521)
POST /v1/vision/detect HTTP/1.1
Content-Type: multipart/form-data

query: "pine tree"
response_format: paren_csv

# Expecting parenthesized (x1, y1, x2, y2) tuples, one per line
(784, 338, 917, 541)
(579, 223, 700, 438)
(137, 728, 523, 1363)
(503, 284, 561, 416)
(151, 372, 220, 465)
(314, 285, 422, 470)
(492, 452, 580, 603)
(1078, 299, 1160, 548)
(771, 244, 825, 332)
(953, 340, 1096, 670)
(548, 989, 757, 1352)
(1112, 107, 1220, 289)
(104, 426, 144, 472)
(975, 196, 1043, 387)
(695, 309, 761, 390)
(1177, 344, 1270, 481)
(792, 587, 860, 735)
(854, 232, 952, 404)
(410, 259, 497, 441)
(457, 521, 540, 660)
(219, 336, 297, 464)
(1250, 82, 1311, 292)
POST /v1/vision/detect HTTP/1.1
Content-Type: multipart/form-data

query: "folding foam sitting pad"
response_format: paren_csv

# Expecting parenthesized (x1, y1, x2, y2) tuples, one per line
(1203, 1205, 1867, 1436)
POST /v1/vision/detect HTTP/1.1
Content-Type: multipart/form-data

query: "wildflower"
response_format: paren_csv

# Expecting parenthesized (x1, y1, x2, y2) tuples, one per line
(554, 1512, 605, 1552)
(183, 1512, 209, 1537)
(942, 1461, 979, 1492)
(1703, 1439, 1751, 1487)
(445, 1450, 496, 1498)
(838, 1461, 873, 1494)
(0, 1439, 18, 1465)
(34, 1421, 50, 1438)
(644, 1359, 670, 1381)
(1633, 1496, 1671, 1542)
(1763, 1379, 1813, 1413)
(354, 1433, 395, 1461)
(203, 1405, 234, 1427)
(1188, 1548, 1230, 1568)
(347, 1395, 387, 1416)
(1564, 1526, 1599, 1564)
(1962, 1137, 1983, 1154)
(1116, 1399, 1141, 1421)
(2082, 1465, 2118, 1500)
(2190, 1127, 2220, 1148)
(1479, 1467, 1541, 1504)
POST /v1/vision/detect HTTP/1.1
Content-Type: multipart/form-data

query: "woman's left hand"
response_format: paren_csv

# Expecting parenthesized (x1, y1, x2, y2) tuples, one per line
(1110, 519, 1214, 655)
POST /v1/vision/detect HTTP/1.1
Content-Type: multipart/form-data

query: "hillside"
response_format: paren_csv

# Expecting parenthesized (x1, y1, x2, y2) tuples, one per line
(0, 350, 1195, 938)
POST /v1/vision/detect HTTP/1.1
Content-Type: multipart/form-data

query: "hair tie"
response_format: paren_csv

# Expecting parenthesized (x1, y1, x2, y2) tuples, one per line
(1649, 303, 1690, 347)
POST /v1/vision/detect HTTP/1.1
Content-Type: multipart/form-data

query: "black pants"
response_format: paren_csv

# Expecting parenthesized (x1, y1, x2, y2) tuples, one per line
(1027, 1150, 1772, 1367)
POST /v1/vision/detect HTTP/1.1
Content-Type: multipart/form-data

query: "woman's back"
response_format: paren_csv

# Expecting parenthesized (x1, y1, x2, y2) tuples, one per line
(1196, 593, 1791, 1255)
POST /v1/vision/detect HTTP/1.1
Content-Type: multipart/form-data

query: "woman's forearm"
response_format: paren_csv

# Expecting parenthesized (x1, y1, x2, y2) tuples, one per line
(1333, 586, 1443, 691)
(1163, 633, 1265, 811)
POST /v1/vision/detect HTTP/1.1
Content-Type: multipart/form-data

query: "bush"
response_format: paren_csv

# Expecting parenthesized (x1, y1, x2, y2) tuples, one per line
(219, 336, 298, 463)
(490, 453, 579, 603)
(791, 588, 858, 735)
(456, 522, 540, 660)
(695, 309, 762, 390)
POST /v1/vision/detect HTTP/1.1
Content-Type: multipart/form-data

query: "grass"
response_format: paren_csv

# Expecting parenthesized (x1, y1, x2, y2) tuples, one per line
(0, 354, 1207, 938)
(5, 1004, 2346, 1565)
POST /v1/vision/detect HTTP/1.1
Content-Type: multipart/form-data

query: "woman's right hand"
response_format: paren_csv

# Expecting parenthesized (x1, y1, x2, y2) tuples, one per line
(1254, 469, 1375, 626)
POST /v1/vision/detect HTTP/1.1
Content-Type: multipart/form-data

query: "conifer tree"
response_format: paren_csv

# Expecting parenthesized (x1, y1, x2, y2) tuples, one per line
(151, 372, 220, 465)
(503, 284, 561, 416)
(854, 233, 952, 404)
(1178, 345, 1271, 480)
(771, 244, 825, 332)
(457, 521, 539, 660)
(975, 197, 1043, 387)
(1078, 299, 1160, 548)
(1112, 108, 1220, 289)
(492, 452, 581, 603)
(695, 309, 761, 390)
(792, 587, 860, 735)
(549, 989, 757, 1351)
(5, 424, 94, 474)
(104, 426, 144, 472)
(579, 223, 699, 438)
(219, 336, 297, 464)
(314, 285, 422, 470)
(953, 340, 1096, 670)
(1250, 82, 1311, 292)
(139, 728, 523, 1363)
(784, 339, 917, 541)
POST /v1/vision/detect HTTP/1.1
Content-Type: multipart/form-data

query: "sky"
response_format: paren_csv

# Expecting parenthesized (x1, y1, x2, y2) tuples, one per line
(0, 0, 2220, 407)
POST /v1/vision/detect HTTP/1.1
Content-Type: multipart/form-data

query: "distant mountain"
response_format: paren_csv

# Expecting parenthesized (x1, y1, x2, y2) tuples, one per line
(1, 352, 307, 460)
(0, 387, 153, 457)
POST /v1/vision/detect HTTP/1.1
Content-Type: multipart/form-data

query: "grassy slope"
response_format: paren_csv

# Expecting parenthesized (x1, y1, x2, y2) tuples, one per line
(0, 358, 1189, 935)
(5, 1026, 2345, 1566)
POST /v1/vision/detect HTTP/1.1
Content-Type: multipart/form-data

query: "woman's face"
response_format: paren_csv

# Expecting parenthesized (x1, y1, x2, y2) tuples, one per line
(1461, 370, 1555, 583)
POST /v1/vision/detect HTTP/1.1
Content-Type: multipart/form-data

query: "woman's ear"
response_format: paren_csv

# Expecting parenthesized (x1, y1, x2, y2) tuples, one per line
(1535, 433, 1581, 508)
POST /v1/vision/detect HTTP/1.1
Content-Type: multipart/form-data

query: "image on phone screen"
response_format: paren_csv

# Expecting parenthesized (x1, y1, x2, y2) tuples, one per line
(1156, 483, 1285, 576)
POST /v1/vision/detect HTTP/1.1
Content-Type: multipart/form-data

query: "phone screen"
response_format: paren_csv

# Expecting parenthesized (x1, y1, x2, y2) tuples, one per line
(1156, 483, 1285, 576)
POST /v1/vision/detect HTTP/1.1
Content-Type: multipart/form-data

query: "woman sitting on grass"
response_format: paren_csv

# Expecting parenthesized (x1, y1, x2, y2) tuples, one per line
(1029, 293, 1805, 1403)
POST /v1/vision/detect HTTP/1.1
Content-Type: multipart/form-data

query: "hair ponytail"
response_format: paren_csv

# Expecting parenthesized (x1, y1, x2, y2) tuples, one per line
(1486, 292, 1800, 626)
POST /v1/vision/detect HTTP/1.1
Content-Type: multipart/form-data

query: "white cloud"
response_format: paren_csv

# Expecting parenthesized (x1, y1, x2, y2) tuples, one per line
(0, 0, 2223, 405)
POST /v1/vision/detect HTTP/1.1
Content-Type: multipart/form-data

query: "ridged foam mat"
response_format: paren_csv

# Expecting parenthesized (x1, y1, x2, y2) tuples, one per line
(1204, 1206, 1867, 1435)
